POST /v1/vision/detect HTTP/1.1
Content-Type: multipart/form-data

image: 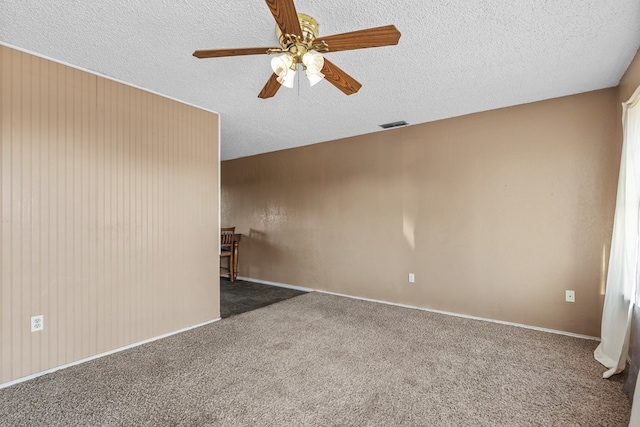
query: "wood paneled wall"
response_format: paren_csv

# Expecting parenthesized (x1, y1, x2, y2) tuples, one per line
(0, 45, 219, 384)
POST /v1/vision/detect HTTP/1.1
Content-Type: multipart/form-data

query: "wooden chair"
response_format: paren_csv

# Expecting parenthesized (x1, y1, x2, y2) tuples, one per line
(220, 227, 236, 281)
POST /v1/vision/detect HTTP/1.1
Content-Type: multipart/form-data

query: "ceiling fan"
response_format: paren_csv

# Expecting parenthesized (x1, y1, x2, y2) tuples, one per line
(192, 0, 401, 99)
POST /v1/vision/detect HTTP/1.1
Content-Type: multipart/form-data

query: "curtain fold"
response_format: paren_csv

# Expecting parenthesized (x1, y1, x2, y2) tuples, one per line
(594, 86, 640, 379)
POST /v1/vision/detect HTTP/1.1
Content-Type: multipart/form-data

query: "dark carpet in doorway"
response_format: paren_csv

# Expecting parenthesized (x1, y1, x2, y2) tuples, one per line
(220, 277, 307, 318)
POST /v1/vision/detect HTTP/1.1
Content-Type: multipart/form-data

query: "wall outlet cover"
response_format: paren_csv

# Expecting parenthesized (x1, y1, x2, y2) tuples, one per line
(565, 290, 575, 303)
(31, 315, 44, 332)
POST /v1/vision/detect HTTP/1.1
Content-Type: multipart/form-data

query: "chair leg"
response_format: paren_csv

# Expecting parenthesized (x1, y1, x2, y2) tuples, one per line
(232, 241, 239, 282)
(221, 256, 233, 281)
(229, 253, 235, 282)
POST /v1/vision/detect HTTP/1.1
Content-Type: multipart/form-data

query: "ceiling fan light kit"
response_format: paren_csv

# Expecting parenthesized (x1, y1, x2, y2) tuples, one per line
(192, 0, 401, 98)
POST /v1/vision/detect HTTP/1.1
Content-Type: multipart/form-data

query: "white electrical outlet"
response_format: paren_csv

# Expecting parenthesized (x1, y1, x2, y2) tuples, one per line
(31, 315, 44, 332)
(565, 290, 575, 303)
(408, 273, 415, 283)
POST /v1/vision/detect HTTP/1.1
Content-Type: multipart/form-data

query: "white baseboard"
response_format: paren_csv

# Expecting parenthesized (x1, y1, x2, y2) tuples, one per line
(0, 317, 221, 390)
(239, 276, 600, 341)
(236, 276, 315, 293)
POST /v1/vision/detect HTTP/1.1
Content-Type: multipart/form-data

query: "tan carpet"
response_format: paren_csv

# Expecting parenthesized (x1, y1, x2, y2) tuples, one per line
(0, 292, 631, 426)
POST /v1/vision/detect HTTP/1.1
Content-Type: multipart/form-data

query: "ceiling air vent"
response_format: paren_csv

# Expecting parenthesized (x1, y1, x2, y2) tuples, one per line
(379, 120, 408, 129)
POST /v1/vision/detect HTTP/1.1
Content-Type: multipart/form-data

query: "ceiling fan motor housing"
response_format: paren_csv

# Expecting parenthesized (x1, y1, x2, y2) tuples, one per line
(276, 13, 320, 62)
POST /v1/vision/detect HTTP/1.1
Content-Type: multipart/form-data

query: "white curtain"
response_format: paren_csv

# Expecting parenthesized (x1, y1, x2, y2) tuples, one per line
(594, 86, 640, 379)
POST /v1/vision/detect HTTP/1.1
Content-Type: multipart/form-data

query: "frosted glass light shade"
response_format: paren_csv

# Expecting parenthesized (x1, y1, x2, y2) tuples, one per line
(277, 68, 296, 88)
(270, 54, 293, 76)
(306, 70, 325, 86)
(271, 54, 296, 88)
(302, 52, 324, 73)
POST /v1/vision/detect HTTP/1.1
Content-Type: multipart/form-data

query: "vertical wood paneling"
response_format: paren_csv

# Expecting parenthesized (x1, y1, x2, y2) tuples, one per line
(11, 48, 22, 378)
(37, 56, 49, 372)
(46, 62, 58, 369)
(0, 46, 8, 381)
(0, 45, 219, 385)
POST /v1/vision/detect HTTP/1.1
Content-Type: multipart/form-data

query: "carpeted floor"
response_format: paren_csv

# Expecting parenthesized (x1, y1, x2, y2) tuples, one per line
(0, 293, 631, 426)
(220, 278, 307, 318)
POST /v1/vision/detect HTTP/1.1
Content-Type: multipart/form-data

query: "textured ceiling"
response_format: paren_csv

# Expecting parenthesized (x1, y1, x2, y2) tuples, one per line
(1, 1, 640, 160)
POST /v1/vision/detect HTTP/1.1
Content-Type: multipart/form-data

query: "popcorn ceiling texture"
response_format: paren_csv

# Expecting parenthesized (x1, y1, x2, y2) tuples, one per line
(1, 0, 639, 160)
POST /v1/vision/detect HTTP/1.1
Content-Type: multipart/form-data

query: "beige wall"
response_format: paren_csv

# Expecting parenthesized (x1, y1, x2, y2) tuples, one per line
(222, 88, 620, 337)
(0, 45, 219, 385)
(619, 47, 640, 103)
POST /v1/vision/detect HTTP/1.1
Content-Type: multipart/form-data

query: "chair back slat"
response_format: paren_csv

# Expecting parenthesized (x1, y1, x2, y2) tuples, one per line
(221, 227, 235, 246)
(220, 226, 237, 281)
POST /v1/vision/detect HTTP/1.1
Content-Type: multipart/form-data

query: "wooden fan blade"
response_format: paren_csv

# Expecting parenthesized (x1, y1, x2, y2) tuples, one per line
(258, 73, 282, 99)
(314, 25, 401, 53)
(264, 0, 302, 37)
(193, 47, 279, 59)
(321, 59, 362, 96)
